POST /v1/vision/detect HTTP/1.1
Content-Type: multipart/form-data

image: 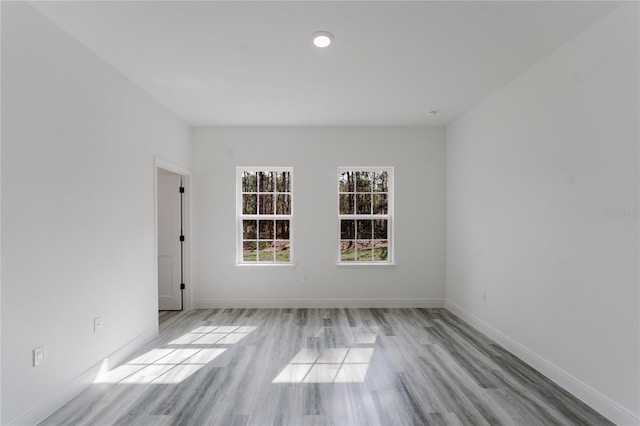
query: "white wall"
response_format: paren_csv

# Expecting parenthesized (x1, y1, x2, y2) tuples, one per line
(446, 3, 639, 424)
(1, 2, 191, 424)
(193, 127, 445, 307)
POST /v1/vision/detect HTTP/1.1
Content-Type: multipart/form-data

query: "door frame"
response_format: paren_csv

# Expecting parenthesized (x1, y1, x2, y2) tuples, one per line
(154, 157, 192, 312)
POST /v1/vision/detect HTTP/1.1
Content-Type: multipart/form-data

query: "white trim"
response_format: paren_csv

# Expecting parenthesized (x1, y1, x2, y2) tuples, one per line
(337, 262, 397, 267)
(235, 263, 297, 268)
(236, 167, 294, 265)
(337, 167, 394, 265)
(193, 298, 444, 309)
(444, 300, 640, 426)
(154, 157, 193, 311)
(155, 158, 191, 177)
(0, 2, 3, 419)
(11, 326, 157, 426)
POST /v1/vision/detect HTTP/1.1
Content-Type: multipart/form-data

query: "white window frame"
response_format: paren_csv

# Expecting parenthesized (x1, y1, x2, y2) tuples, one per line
(337, 167, 394, 265)
(236, 167, 294, 265)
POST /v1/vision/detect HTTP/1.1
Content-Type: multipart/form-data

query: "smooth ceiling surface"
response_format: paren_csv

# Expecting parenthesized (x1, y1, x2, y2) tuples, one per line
(30, 1, 619, 126)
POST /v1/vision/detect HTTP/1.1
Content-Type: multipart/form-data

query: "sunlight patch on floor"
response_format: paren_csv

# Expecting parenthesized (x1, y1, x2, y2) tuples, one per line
(168, 325, 257, 346)
(95, 325, 257, 384)
(273, 327, 376, 384)
(273, 347, 373, 384)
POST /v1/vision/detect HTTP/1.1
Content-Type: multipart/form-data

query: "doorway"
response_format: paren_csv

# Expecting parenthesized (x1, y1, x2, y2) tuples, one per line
(156, 161, 190, 311)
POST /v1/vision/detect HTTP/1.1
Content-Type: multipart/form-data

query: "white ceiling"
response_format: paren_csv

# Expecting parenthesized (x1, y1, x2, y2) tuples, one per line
(30, 1, 619, 127)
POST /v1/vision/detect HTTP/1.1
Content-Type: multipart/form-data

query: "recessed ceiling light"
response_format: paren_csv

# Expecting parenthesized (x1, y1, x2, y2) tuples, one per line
(312, 31, 334, 48)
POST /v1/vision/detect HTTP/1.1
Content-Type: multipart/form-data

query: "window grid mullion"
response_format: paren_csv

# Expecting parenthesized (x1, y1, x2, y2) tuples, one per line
(338, 168, 392, 264)
(238, 168, 293, 264)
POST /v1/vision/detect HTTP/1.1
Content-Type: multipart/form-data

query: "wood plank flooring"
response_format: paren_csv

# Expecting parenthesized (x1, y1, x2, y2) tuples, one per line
(40, 308, 613, 426)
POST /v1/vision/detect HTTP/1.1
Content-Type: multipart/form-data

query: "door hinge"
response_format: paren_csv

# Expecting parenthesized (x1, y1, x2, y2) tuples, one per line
(179, 235, 185, 242)
(179, 186, 185, 193)
(180, 283, 186, 290)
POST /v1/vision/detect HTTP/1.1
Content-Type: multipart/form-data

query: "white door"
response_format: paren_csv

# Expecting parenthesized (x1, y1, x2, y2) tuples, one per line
(157, 171, 182, 310)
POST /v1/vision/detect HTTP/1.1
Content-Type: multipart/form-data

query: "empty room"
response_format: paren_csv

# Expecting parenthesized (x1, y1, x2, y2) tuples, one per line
(1, 1, 638, 425)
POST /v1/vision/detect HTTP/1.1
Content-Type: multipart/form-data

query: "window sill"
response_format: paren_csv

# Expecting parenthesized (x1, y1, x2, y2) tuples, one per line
(236, 263, 297, 267)
(336, 262, 397, 267)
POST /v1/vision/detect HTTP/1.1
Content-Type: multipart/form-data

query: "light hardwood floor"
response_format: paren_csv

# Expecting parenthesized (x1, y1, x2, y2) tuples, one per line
(41, 308, 612, 425)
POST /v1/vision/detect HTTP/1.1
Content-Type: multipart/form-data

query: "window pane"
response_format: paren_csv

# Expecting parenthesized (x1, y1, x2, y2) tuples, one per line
(243, 220, 257, 239)
(356, 172, 371, 192)
(356, 193, 371, 214)
(258, 241, 274, 262)
(373, 171, 388, 192)
(276, 220, 290, 240)
(341, 220, 355, 239)
(373, 219, 387, 239)
(259, 220, 274, 239)
(259, 194, 274, 214)
(276, 172, 291, 192)
(276, 194, 291, 215)
(242, 171, 257, 192)
(339, 194, 354, 215)
(373, 194, 388, 214)
(373, 241, 388, 261)
(339, 171, 355, 192)
(356, 240, 372, 261)
(356, 220, 372, 239)
(275, 241, 290, 261)
(336, 168, 391, 264)
(243, 241, 257, 261)
(340, 240, 355, 261)
(242, 194, 257, 214)
(240, 168, 293, 264)
(259, 172, 274, 192)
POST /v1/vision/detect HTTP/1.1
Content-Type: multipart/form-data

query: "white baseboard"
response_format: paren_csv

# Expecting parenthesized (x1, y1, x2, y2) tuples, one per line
(444, 300, 639, 426)
(12, 326, 158, 426)
(193, 298, 444, 309)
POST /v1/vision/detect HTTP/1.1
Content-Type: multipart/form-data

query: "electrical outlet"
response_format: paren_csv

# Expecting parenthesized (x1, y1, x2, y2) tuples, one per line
(302, 275, 309, 284)
(33, 345, 45, 367)
(482, 290, 487, 301)
(94, 317, 103, 334)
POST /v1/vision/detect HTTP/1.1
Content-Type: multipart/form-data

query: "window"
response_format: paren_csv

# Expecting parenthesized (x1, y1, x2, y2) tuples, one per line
(237, 168, 293, 264)
(338, 168, 393, 263)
